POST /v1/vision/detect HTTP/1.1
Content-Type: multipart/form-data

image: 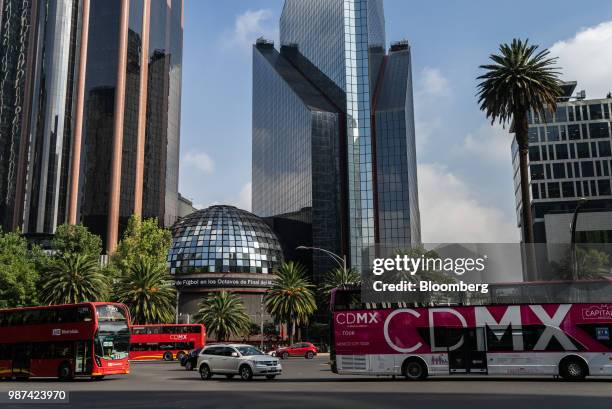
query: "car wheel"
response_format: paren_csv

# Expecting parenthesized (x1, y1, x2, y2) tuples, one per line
(185, 361, 193, 371)
(403, 359, 427, 381)
(176, 351, 186, 362)
(265, 375, 276, 380)
(199, 364, 212, 380)
(281, 352, 289, 360)
(305, 351, 314, 359)
(58, 363, 74, 381)
(270, 351, 276, 357)
(225, 374, 235, 379)
(91, 375, 105, 381)
(239, 365, 253, 381)
(560, 357, 587, 381)
(163, 352, 173, 361)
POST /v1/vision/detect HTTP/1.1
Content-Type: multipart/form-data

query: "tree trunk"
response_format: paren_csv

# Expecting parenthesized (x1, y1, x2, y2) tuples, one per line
(288, 320, 294, 346)
(515, 111, 537, 278)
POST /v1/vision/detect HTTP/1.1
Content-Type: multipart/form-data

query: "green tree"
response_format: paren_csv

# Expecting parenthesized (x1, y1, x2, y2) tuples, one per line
(477, 39, 562, 245)
(556, 247, 611, 280)
(40, 253, 108, 305)
(194, 291, 252, 341)
(52, 224, 102, 257)
(110, 215, 172, 280)
(0, 230, 41, 308)
(114, 258, 176, 324)
(321, 267, 361, 299)
(265, 261, 317, 345)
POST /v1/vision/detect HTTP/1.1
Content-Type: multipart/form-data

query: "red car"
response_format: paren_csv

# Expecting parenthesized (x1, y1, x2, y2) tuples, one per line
(275, 342, 318, 359)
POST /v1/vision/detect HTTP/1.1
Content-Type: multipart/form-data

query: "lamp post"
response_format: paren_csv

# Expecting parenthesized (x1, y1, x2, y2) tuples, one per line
(570, 198, 588, 281)
(296, 246, 347, 272)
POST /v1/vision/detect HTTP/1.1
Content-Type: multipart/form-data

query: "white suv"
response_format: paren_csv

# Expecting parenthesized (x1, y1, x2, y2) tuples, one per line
(196, 344, 282, 381)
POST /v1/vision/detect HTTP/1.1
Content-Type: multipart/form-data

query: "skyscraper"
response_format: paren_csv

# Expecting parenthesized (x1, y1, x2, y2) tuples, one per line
(512, 82, 612, 279)
(252, 0, 420, 279)
(0, 0, 183, 253)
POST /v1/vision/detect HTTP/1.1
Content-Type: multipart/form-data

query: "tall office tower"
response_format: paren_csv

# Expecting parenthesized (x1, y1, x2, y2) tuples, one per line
(252, 0, 420, 280)
(512, 82, 612, 279)
(0, 0, 183, 252)
(0, 0, 37, 232)
(77, 0, 183, 252)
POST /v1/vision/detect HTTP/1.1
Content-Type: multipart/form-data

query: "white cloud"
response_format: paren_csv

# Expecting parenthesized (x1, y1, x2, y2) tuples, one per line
(230, 9, 277, 51)
(182, 150, 214, 174)
(550, 21, 612, 99)
(419, 67, 449, 97)
(234, 182, 252, 211)
(461, 123, 513, 163)
(418, 163, 519, 243)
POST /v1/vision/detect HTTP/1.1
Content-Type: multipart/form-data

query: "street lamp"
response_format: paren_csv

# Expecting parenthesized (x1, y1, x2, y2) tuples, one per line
(296, 246, 347, 272)
(570, 197, 588, 281)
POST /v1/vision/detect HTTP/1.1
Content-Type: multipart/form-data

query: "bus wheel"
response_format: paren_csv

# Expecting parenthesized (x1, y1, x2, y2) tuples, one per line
(163, 352, 173, 361)
(402, 359, 427, 381)
(58, 363, 74, 381)
(176, 351, 186, 362)
(560, 357, 587, 381)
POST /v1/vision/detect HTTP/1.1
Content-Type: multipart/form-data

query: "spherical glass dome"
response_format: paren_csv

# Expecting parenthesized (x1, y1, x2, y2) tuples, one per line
(168, 205, 283, 275)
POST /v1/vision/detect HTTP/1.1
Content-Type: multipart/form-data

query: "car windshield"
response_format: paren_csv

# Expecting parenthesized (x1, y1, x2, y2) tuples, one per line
(237, 346, 264, 356)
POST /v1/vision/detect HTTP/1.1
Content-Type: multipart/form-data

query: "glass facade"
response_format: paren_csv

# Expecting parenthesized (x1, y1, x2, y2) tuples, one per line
(512, 92, 612, 242)
(374, 44, 421, 246)
(169, 205, 283, 275)
(255, 0, 420, 275)
(252, 42, 343, 280)
(279, 0, 395, 270)
(78, 0, 182, 249)
(0, 0, 35, 232)
(23, 0, 80, 234)
(0, 0, 182, 247)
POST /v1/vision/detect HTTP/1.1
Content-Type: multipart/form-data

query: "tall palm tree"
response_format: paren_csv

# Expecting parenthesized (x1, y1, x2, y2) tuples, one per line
(41, 253, 108, 304)
(114, 258, 176, 324)
(477, 39, 562, 245)
(321, 267, 361, 299)
(193, 291, 252, 341)
(265, 261, 317, 345)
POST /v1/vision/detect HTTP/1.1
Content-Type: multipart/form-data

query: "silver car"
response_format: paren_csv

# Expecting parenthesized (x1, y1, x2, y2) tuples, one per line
(196, 344, 282, 381)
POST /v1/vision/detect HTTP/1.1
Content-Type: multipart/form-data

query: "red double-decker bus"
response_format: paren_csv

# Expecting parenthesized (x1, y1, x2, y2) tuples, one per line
(129, 324, 205, 361)
(0, 302, 131, 380)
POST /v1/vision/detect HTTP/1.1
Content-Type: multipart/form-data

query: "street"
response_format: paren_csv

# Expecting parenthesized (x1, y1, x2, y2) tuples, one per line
(1, 357, 611, 408)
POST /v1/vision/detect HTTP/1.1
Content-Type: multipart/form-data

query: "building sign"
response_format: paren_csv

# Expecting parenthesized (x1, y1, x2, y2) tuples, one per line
(174, 277, 275, 289)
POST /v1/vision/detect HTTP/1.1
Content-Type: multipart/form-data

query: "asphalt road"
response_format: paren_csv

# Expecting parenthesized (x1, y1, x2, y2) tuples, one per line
(1, 357, 611, 409)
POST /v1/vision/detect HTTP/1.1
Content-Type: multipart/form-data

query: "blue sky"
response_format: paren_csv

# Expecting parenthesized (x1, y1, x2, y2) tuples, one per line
(180, 0, 612, 243)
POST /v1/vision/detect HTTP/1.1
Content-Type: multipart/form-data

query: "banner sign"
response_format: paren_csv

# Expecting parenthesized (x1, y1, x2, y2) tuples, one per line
(174, 277, 275, 288)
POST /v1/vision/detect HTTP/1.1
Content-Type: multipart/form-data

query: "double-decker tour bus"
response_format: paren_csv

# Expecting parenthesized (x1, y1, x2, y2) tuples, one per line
(0, 302, 131, 380)
(330, 287, 612, 381)
(129, 324, 205, 361)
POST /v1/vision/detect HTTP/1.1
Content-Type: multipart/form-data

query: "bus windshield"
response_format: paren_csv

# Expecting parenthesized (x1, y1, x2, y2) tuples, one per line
(95, 305, 129, 360)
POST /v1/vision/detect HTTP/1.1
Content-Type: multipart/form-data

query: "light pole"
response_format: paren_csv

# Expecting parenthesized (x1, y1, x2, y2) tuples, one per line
(260, 293, 264, 350)
(570, 198, 588, 281)
(296, 246, 347, 272)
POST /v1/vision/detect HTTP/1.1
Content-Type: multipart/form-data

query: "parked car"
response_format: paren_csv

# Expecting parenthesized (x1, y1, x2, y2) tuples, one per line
(196, 344, 282, 381)
(180, 348, 202, 371)
(275, 342, 317, 359)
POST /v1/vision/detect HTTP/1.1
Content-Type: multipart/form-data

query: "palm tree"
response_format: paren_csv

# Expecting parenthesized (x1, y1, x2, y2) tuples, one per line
(193, 291, 252, 341)
(477, 39, 562, 245)
(114, 258, 176, 324)
(321, 267, 361, 299)
(265, 261, 317, 345)
(41, 253, 108, 304)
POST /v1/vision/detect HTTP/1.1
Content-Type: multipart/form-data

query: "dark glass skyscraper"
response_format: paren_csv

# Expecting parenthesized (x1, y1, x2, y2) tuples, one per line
(252, 0, 420, 279)
(0, 0, 183, 253)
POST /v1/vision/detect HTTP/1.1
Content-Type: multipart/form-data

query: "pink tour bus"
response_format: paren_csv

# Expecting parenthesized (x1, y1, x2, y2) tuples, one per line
(330, 287, 612, 381)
